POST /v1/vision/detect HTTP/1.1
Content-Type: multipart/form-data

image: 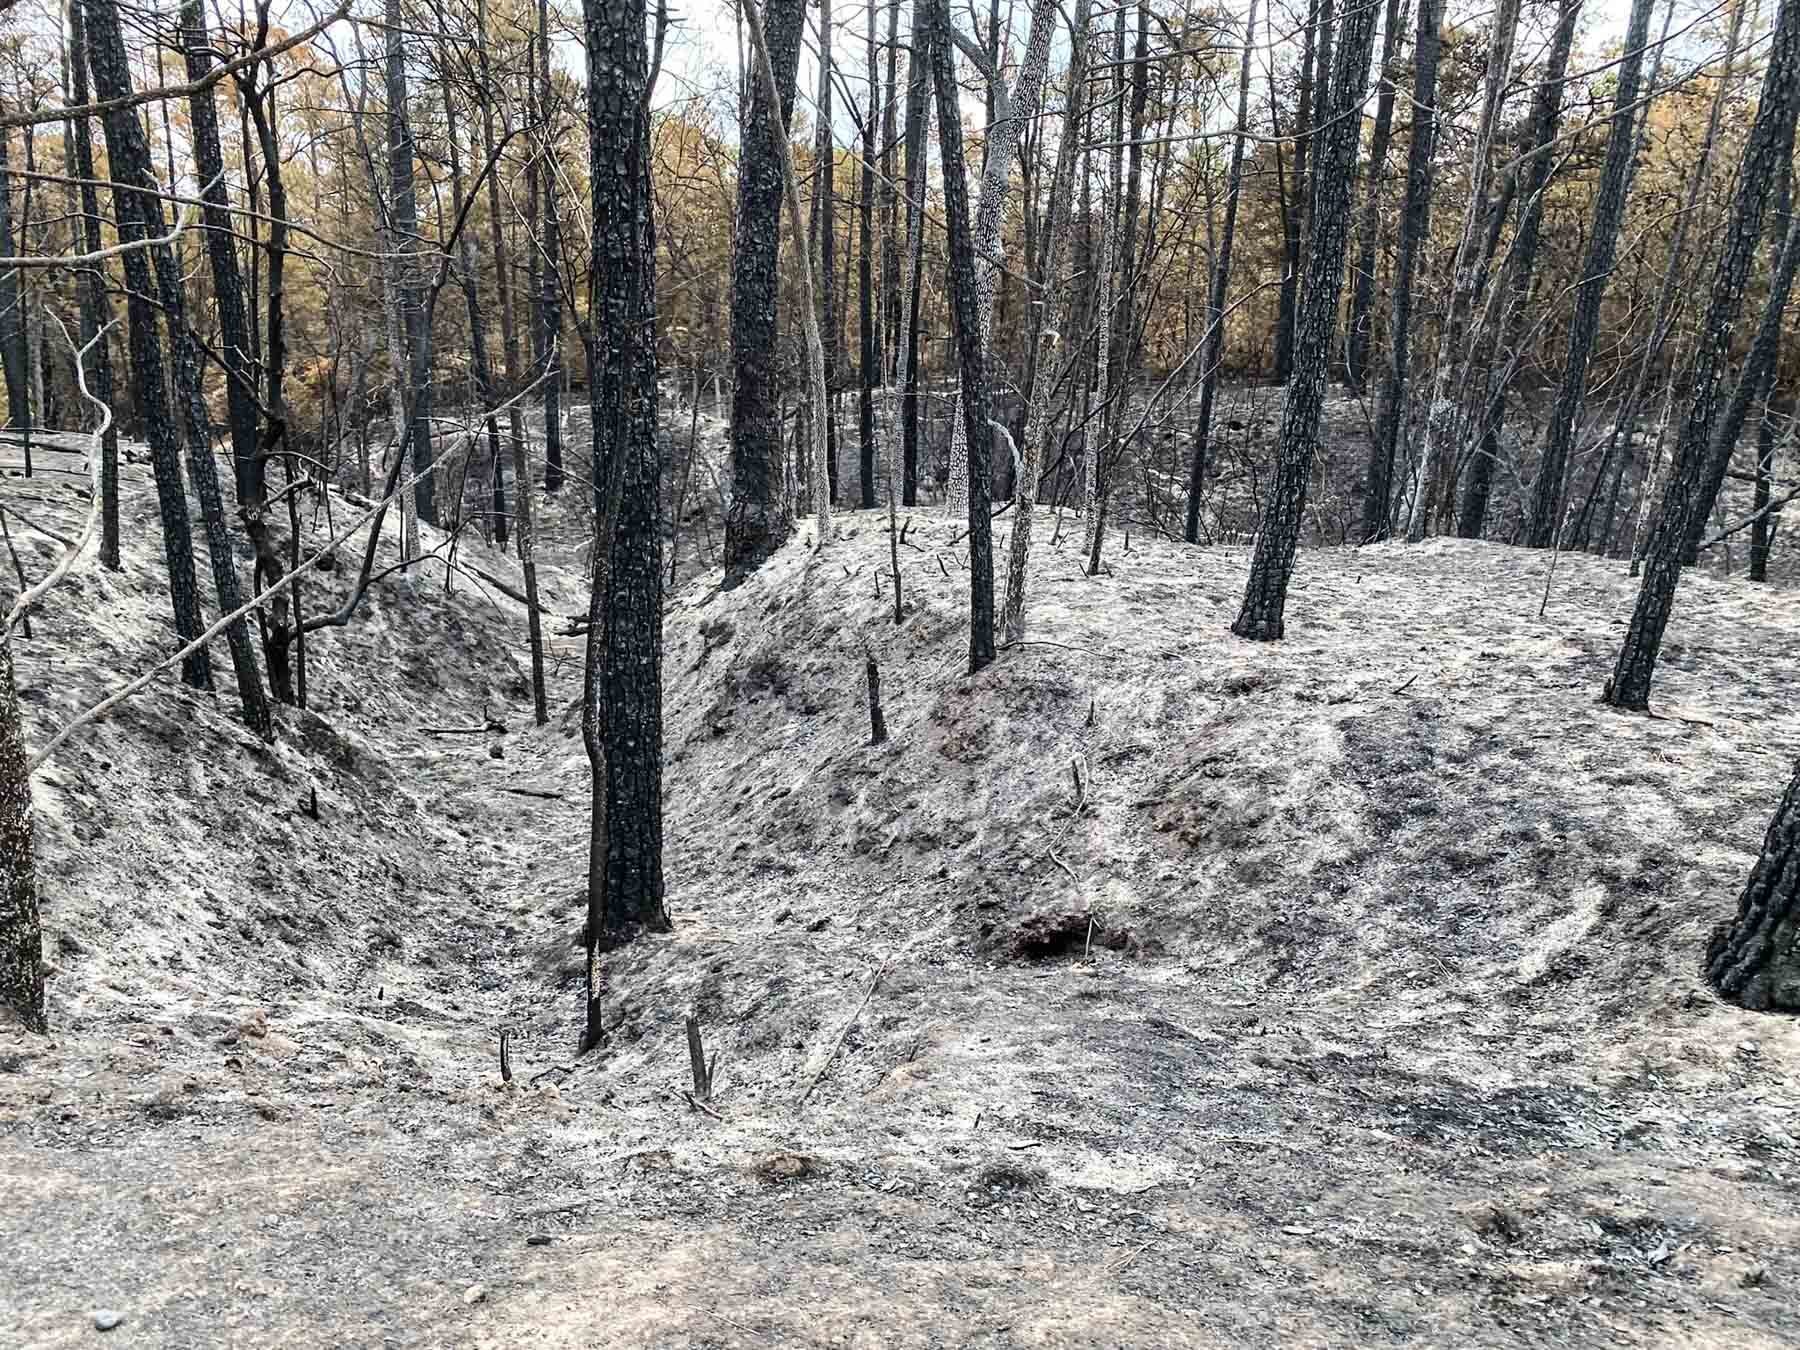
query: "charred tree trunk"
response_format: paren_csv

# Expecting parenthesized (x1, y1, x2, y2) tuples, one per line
(1625, 0, 1743, 571)
(1749, 156, 1793, 584)
(153, 229, 273, 739)
(1231, 0, 1377, 636)
(1525, 0, 1656, 547)
(1404, 0, 1520, 543)
(1184, 0, 1255, 542)
(183, 0, 291, 710)
(82, 0, 211, 689)
(1273, 0, 1318, 384)
(899, 35, 928, 507)
(65, 0, 119, 572)
(0, 641, 43, 1032)
(582, 0, 670, 1054)
(925, 0, 995, 671)
(1457, 0, 1580, 540)
(442, 99, 503, 545)
(1606, 0, 1799, 712)
(1683, 209, 1800, 563)
(387, 0, 434, 526)
(1360, 0, 1441, 542)
(945, 0, 1060, 515)
(538, 0, 565, 496)
(1344, 0, 1405, 394)
(858, 0, 879, 509)
(1003, 0, 1089, 638)
(726, 0, 805, 574)
(816, 0, 840, 505)
(1707, 756, 1800, 1011)
(0, 131, 27, 457)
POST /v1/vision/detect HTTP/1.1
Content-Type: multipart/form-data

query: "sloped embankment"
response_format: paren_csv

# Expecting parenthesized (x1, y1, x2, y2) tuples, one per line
(526, 506, 1800, 1103)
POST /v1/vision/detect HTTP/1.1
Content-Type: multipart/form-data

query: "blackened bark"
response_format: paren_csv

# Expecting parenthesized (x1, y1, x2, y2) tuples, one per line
(1526, 0, 1656, 547)
(182, 1, 259, 506)
(1360, 0, 1441, 542)
(65, 1, 120, 572)
(1274, 0, 1318, 383)
(0, 131, 27, 453)
(1606, 0, 1800, 712)
(387, 0, 435, 525)
(899, 40, 928, 507)
(153, 237, 273, 740)
(1707, 755, 1800, 1010)
(925, 0, 995, 671)
(1345, 0, 1405, 393)
(82, 0, 211, 689)
(1231, 0, 1377, 637)
(477, 0, 525, 560)
(1184, 0, 1255, 542)
(0, 641, 44, 1032)
(442, 100, 504, 547)
(858, 0, 879, 509)
(1750, 153, 1793, 584)
(184, 1, 290, 710)
(538, 0, 565, 496)
(816, 0, 840, 505)
(584, 0, 668, 963)
(1683, 207, 1800, 562)
(726, 0, 804, 573)
(1458, 0, 1579, 540)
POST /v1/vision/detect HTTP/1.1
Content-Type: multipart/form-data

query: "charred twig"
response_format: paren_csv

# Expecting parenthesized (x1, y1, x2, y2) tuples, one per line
(685, 1015, 716, 1102)
(683, 1090, 726, 1121)
(0, 502, 75, 549)
(800, 953, 893, 1105)
(0, 509, 33, 638)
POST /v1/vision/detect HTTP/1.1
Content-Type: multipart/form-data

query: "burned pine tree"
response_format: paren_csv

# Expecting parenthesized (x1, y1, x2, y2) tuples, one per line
(1525, 0, 1657, 548)
(582, 0, 671, 1053)
(1457, 0, 1580, 541)
(1606, 0, 1800, 712)
(1184, 0, 1255, 542)
(1708, 757, 1800, 1011)
(726, 0, 805, 575)
(1232, 0, 1378, 637)
(0, 635, 42, 1032)
(387, 0, 436, 527)
(925, 0, 996, 671)
(1344, 0, 1405, 394)
(1360, 0, 1442, 543)
(64, 0, 120, 572)
(82, 0, 212, 689)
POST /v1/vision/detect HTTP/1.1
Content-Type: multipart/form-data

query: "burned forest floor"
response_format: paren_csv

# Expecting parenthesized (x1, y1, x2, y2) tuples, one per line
(4, 427, 1800, 1348)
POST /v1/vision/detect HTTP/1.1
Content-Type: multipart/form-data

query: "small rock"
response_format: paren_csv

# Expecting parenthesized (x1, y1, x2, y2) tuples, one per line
(463, 1284, 487, 1306)
(525, 1234, 552, 1247)
(92, 1310, 124, 1332)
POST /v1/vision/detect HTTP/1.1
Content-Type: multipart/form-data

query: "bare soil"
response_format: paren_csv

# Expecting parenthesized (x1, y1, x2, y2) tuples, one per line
(3, 433, 1799, 1348)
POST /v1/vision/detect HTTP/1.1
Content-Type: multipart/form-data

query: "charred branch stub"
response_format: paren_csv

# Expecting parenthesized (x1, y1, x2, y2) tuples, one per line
(866, 653, 887, 744)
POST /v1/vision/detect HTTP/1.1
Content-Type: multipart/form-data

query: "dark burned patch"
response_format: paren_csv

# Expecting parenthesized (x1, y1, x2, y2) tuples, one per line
(752, 1151, 817, 1184)
(1004, 908, 1138, 961)
(974, 1159, 1047, 1192)
(292, 709, 358, 770)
